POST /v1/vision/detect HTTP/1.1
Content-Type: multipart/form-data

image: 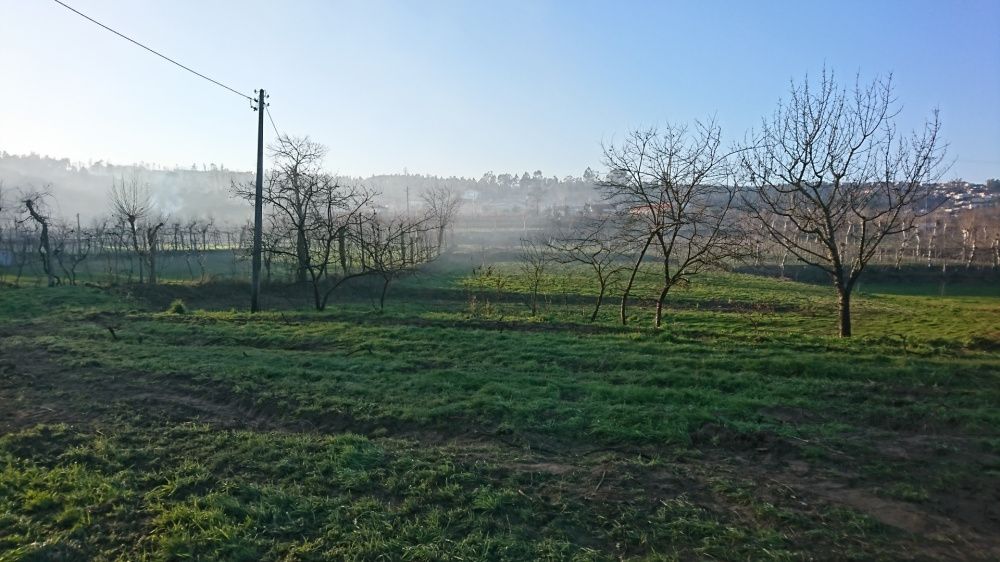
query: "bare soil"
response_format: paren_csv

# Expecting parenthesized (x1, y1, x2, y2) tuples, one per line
(1, 342, 997, 560)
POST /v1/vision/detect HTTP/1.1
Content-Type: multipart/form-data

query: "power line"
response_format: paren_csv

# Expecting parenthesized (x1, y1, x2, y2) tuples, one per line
(265, 105, 282, 139)
(50, 0, 254, 103)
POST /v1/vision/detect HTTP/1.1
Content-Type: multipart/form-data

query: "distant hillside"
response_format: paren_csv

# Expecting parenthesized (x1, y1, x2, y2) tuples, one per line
(0, 153, 252, 224)
(0, 152, 601, 224)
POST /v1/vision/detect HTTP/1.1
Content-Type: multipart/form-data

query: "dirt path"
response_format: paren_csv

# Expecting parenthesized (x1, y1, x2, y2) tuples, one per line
(1, 342, 997, 560)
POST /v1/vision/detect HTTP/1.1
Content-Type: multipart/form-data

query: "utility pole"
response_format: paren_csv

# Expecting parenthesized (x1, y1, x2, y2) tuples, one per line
(250, 88, 266, 313)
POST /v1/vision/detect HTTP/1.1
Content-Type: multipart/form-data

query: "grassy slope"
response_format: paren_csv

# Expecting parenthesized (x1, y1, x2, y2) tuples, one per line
(0, 266, 998, 561)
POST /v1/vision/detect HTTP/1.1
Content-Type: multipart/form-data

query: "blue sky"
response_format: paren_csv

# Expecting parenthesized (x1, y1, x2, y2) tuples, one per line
(2, 0, 998, 180)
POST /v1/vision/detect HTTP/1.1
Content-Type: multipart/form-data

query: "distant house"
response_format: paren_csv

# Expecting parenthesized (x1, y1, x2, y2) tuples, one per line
(0, 249, 13, 267)
(544, 205, 571, 218)
(628, 202, 672, 216)
(584, 202, 616, 215)
(462, 189, 480, 201)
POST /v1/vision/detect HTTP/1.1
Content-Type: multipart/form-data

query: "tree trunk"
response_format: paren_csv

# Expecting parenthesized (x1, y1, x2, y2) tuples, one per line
(147, 224, 163, 285)
(14, 239, 27, 285)
(38, 222, 56, 287)
(837, 284, 852, 338)
(136, 230, 145, 283)
(379, 276, 391, 310)
(590, 279, 606, 323)
(24, 200, 56, 287)
(296, 227, 308, 283)
(129, 221, 143, 284)
(337, 227, 347, 274)
(312, 276, 323, 311)
(148, 245, 156, 285)
(654, 283, 670, 328)
(620, 233, 655, 326)
(530, 280, 539, 316)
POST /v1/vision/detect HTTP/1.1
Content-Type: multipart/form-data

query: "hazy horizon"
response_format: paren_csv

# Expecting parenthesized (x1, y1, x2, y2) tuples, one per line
(2, 0, 999, 182)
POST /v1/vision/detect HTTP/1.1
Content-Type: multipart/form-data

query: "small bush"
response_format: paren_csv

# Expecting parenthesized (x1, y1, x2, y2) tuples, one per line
(167, 299, 187, 314)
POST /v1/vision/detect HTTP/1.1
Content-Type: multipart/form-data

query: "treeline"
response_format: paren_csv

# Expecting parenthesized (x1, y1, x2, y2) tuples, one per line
(514, 71, 999, 337)
(0, 152, 600, 225)
(4, 70, 1000, 338)
(0, 137, 465, 311)
(232, 136, 463, 310)
(0, 152, 248, 224)
(0, 186, 246, 286)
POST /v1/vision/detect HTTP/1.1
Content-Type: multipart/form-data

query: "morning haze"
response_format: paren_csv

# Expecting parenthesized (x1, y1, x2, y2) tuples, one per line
(1, 1, 999, 560)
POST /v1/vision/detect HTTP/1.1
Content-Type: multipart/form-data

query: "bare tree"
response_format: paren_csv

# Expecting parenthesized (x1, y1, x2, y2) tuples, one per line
(6, 220, 36, 285)
(601, 121, 740, 328)
(188, 218, 214, 281)
(52, 221, 92, 285)
(233, 135, 445, 310)
(740, 70, 947, 336)
(354, 208, 438, 311)
(518, 235, 551, 316)
(110, 175, 150, 283)
(547, 216, 628, 322)
(21, 191, 58, 287)
(235, 135, 328, 284)
(303, 183, 375, 311)
(0, 182, 9, 280)
(984, 207, 1000, 270)
(994, 231, 1000, 270)
(145, 215, 166, 284)
(954, 206, 999, 269)
(0, 182, 5, 254)
(420, 186, 463, 254)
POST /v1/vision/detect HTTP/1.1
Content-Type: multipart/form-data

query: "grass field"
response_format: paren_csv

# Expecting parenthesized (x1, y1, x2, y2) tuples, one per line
(1, 258, 998, 561)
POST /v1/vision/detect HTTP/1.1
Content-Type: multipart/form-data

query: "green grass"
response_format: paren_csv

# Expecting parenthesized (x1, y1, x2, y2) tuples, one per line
(1, 262, 998, 560)
(3, 423, 860, 561)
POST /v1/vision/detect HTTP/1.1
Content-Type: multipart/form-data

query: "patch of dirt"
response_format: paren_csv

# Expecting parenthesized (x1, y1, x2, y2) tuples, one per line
(686, 415, 1000, 561)
(964, 332, 1000, 351)
(495, 453, 711, 513)
(691, 422, 799, 459)
(108, 282, 306, 312)
(0, 346, 286, 435)
(334, 314, 631, 336)
(126, 391, 284, 429)
(3, 339, 999, 560)
(0, 340, 537, 458)
(1, 348, 713, 538)
(759, 405, 823, 425)
(865, 432, 1000, 539)
(772, 468, 1000, 561)
(508, 461, 577, 476)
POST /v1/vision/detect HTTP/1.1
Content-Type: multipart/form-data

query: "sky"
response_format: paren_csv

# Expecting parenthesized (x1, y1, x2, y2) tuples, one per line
(1, 0, 999, 181)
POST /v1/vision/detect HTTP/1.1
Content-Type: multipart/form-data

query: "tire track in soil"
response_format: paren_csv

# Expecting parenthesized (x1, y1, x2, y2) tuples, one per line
(2, 343, 997, 560)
